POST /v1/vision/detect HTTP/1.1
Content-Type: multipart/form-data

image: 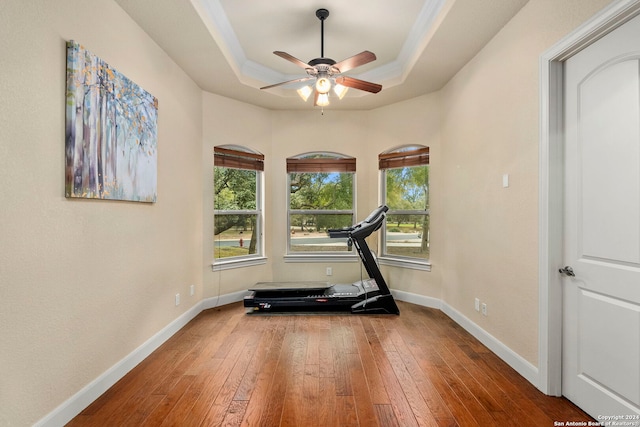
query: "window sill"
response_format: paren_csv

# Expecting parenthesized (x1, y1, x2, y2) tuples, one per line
(284, 254, 359, 263)
(211, 256, 267, 271)
(378, 256, 431, 271)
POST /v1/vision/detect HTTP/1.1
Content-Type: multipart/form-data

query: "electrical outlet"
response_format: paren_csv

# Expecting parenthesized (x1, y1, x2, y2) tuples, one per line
(175, 293, 180, 306)
(326, 267, 332, 276)
(190, 285, 195, 296)
(475, 298, 480, 312)
(481, 303, 487, 316)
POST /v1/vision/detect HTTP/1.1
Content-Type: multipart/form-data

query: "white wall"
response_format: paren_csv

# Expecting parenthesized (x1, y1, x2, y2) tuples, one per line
(0, 0, 202, 425)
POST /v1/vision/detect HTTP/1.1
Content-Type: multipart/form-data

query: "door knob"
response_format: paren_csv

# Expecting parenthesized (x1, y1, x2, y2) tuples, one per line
(559, 266, 575, 277)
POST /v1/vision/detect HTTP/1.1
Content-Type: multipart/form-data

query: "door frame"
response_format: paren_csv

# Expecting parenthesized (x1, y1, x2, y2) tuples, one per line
(538, 0, 640, 396)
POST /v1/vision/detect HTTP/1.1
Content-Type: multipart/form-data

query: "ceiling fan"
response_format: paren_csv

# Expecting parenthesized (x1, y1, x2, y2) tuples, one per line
(260, 8, 382, 107)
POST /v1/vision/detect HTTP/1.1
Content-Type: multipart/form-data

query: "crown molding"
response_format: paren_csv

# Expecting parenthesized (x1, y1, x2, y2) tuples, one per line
(190, 0, 448, 92)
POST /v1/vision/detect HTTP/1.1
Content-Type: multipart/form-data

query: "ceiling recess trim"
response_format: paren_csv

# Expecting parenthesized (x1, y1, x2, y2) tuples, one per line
(190, 0, 449, 94)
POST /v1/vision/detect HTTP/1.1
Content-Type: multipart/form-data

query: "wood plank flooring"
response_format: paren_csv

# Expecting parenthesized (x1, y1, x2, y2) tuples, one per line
(68, 301, 592, 426)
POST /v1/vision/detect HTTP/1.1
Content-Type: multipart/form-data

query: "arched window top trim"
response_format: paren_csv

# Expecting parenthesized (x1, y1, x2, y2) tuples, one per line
(380, 144, 428, 155)
(288, 151, 354, 160)
(215, 144, 263, 156)
(287, 151, 355, 173)
(214, 145, 264, 171)
(379, 144, 429, 169)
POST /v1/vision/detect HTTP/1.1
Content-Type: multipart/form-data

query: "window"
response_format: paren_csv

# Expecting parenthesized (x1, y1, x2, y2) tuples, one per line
(287, 152, 356, 255)
(379, 145, 430, 264)
(214, 145, 263, 263)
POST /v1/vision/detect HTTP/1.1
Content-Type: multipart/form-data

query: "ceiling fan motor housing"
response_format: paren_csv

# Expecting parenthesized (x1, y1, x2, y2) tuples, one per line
(306, 60, 340, 80)
(308, 58, 336, 67)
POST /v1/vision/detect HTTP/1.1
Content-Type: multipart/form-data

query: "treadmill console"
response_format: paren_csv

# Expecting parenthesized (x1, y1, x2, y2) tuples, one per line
(358, 278, 379, 293)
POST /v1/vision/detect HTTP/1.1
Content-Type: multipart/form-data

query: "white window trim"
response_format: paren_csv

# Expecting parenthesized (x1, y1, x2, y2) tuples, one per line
(286, 173, 356, 256)
(378, 256, 431, 271)
(284, 254, 359, 263)
(213, 164, 264, 262)
(379, 169, 430, 267)
(211, 256, 267, 271)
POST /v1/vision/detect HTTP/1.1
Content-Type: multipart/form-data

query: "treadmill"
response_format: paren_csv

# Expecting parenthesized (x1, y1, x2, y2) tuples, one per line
(243, 205, 400, 315)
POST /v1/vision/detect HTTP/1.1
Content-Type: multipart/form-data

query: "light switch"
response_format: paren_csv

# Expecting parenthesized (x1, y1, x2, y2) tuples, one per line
(502, 174, 509, 188)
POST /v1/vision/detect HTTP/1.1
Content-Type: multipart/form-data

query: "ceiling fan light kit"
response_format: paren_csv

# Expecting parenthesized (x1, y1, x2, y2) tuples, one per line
(333, 83, 348, 99)
(315, 75, 332, 94)
(315, 93, 330, 107)
(296, 85, 313, 102)
(260, 8, 382, 108)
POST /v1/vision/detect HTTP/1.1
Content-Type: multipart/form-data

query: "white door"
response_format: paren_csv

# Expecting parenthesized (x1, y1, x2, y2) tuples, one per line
(562, 13, 640, 418)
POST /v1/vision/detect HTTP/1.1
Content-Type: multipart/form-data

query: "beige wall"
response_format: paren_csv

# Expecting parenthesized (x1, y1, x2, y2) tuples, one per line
(0, 0, 202, 425)
(0, 0, 618, 424)
(200, 101, 442, 294)
(202, 93, 273, 298)
(269, 110, 379, 284)
(438, 0, 611, 364)
(202, 0, 614, 371)
(368, 94, 444, 297)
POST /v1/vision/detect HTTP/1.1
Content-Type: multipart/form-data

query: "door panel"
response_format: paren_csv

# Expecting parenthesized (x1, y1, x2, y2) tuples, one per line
(579, 289, 640, 405)
(579, 60, 640, 264)
(563, 13, 640, 418)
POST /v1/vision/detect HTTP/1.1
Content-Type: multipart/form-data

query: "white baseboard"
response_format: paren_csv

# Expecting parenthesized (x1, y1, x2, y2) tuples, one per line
(201, 289, 250, 310)
(393, 290, 538, 387)
(34, 301, 203, 427)
(440, 301, 539, 386)
(391, 289, 441, 309)
(37, 288, 538, 426)
(37, 290, 251, 426)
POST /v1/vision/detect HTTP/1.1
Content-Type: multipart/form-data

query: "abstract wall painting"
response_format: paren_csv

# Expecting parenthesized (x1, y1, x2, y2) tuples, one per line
(65, 40, 158, 202)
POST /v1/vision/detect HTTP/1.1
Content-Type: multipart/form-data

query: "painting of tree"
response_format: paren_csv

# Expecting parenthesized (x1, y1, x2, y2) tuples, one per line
(65, 40, 158, 202)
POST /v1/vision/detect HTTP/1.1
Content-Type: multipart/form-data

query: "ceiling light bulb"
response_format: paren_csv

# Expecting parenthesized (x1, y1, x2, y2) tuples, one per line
(315, 77, 332, 94)
(316, 93, 330, 107)
(333, 84, 348, 99)
(297, 85, 313, 102)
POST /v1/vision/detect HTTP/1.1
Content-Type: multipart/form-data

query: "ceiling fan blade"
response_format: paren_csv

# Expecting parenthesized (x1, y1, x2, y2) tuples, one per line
(333, 51, 376, 73)
(260, 76, 313, 90)
(335, 76, 382, 94)
(274, 51, 311, 70)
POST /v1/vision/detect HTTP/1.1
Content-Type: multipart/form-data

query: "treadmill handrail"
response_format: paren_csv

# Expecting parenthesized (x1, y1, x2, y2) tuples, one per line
(327, 205, 388, 239)
(351, 209, 386, 240)
(362, 204, 388, 224)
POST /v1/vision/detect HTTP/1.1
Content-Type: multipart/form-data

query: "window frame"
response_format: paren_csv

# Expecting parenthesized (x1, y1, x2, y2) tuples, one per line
(379, 145, 431, 271)
(285, 152, 359, 262)
(212, 145, 266, 270)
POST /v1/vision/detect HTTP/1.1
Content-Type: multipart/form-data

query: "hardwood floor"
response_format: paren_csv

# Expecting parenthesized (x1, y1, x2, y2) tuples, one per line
(68, 301, 592, 426)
